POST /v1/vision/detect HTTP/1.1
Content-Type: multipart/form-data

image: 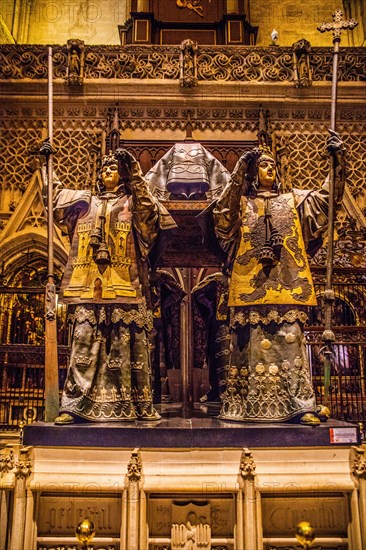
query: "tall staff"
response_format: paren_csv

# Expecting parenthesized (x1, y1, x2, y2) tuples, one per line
(42, 46, 59, 422)
(317, 11, 357, 404)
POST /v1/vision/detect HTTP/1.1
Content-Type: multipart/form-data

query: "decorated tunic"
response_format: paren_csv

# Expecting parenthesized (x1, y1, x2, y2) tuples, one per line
(53, 173, 176, 422)
(213, 180, 334, 422)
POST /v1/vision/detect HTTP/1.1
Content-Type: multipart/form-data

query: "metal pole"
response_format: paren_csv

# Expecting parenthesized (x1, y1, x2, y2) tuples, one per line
(44, 46, 59, 422)
(180, 268, 193, 418)
(317, 11, 358, 405)
(321, 37, 339, 405)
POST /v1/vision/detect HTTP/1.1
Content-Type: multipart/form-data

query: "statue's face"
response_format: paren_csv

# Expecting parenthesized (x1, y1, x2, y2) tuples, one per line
(101, 162, 119, 190)
(258, 158, 276, 190)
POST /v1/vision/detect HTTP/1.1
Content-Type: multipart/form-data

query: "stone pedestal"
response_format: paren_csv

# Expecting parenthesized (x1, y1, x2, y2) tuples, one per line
(0, 412, 364, 549)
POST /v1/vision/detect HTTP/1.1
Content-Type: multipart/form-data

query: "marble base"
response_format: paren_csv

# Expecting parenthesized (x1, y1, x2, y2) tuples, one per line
(23, 404, 361, 448)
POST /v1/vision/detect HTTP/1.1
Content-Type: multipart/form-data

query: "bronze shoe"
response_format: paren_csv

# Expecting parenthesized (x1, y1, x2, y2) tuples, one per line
(300, 413, 321, 426)
(54, 413, 75, 425)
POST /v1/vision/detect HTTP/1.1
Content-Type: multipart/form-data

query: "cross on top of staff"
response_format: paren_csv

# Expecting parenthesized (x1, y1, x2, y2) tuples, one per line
(317, 10, 358, 40)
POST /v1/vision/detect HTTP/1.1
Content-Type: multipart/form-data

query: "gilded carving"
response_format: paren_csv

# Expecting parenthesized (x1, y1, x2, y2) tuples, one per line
(176, 0, 205, 18)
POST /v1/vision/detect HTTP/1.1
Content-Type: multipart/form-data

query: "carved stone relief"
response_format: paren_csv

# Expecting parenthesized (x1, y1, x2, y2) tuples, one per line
(37, 495, 121, 537)
(261, 494, 348, 537)
(148, 497, 234, 539)
(1, 44, 366, 82)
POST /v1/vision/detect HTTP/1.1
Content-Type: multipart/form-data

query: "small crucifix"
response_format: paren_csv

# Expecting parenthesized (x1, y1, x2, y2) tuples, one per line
(318, 9, 358, 41)
(317, 10, 358, 129)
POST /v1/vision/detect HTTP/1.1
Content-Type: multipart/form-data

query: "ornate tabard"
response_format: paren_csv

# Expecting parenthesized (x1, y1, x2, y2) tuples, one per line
(58, 192, 144, 305)
(228, 191, 317, 307)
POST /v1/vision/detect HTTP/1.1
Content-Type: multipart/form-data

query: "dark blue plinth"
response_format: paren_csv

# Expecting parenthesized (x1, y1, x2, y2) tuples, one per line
(23, 405, 361, 449)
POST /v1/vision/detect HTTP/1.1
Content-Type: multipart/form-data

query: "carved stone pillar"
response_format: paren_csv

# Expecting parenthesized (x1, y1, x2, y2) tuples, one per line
(23, 488, 37, 550)
(9, 446, 31, 550)
(239, 448, 259, 550)
(126, 448, 142, 550)
(0, 445, 14, 549)
(139, 489, 148, 550)
(121, 488, 128, 550)
(352, 445, 366, 548)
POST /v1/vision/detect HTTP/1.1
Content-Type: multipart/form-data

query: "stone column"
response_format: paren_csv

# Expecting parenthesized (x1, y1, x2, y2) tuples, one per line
(139, 489, 148, 550)
(23, 488, 36, 550)
(235, 487, 244, 549)
(240, 448, 259, 550)
(120, 488, 128, 550)
(352, 445, 366, 548)
(126, 448, 142, 550)
(9, 446, 31, 550)
(0, 445, 14, 550)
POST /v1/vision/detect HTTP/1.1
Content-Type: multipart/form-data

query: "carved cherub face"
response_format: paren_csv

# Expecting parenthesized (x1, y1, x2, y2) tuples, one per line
(101, 161, 119, 190)
(257, 157, 276, 191)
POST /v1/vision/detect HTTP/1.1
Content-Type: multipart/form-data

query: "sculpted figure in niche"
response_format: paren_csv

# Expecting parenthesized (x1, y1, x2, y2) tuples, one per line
(69, 49, 80, 74)
(53, 149, 176, 424)
(212, 131, 345, 423)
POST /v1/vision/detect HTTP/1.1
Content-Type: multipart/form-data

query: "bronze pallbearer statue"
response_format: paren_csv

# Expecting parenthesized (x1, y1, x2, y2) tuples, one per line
(54, 149, 176, 424)
(211, 131, 345, 423)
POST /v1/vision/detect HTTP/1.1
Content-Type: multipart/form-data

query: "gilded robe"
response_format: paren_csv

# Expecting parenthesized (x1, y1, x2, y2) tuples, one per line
(213, 182, 333, 422)
(54, 176, 175, 421)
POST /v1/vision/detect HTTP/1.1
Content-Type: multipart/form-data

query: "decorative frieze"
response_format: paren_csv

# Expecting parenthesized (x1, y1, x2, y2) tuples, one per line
(37, 495, 121, 536)
(1, 45, 365, 83)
